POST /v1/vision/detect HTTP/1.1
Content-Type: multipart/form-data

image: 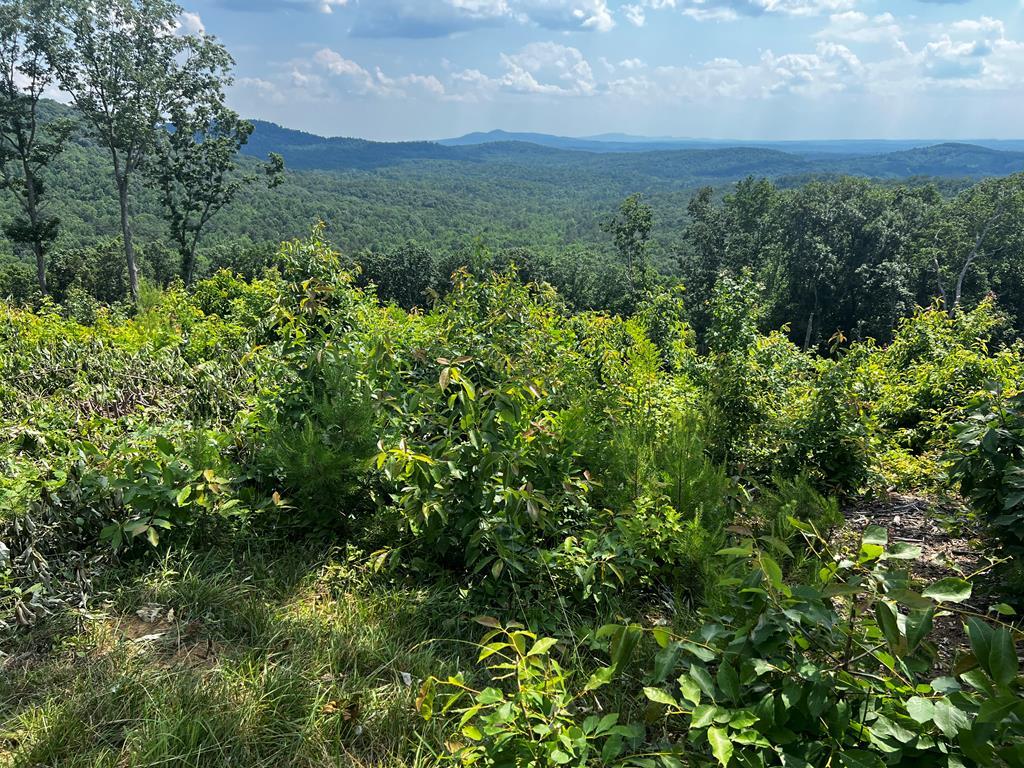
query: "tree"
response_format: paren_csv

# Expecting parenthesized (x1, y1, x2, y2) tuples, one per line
(0, 0, 70, 294)
(681, 186, 726, 339)
(150, 95, 283, 285)
(602, 193, 652, 288)
(49, 0, 235, 301)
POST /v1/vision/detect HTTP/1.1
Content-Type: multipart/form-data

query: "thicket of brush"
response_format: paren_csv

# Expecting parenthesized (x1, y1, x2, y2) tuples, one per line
(2, 229, 1023, 767)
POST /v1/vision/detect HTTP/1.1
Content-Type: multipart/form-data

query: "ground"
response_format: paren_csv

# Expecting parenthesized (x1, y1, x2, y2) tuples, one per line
(839, 493, 998, 669)
(0, 495, 1003, 767)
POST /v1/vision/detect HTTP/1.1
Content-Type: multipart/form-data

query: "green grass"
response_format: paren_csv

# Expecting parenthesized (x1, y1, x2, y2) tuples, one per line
(0, 539, 474, 767)
(0, 532, 679, 768)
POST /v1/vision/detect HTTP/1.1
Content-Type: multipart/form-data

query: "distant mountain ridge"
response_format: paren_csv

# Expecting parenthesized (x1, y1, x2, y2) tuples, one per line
(437, 129, 1024, 156)
(242, 120, 1024, 181)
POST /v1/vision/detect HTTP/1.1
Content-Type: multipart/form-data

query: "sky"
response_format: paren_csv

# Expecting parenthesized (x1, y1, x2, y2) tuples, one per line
(178, 0, 1024, 141)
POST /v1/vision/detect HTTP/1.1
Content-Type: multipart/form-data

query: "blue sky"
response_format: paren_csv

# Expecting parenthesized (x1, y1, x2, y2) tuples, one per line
(178, 0, 1024, 141)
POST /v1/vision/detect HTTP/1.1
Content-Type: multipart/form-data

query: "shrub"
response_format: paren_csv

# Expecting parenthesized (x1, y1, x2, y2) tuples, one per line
(418, 621, 644, 767)
(257, 352, 376, 529)
(950, 387, 1024, 555)
(637, 521, 1024, 767)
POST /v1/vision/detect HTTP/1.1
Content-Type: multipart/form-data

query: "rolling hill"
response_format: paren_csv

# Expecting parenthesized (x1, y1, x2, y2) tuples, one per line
(243, 120, 1024, 180)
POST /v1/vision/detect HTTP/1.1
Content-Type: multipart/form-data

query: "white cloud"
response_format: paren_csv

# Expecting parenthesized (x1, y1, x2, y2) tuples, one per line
(817, 11, 906, 49)
(637, 0, 854, 22)
(278, 12, 1024, 110)
(311, 48, 447, 98)
(347, 0, 613, 36)
(499, 42, 597, 94)
(623, 3, 646, 25)
(317, 0, 349, 12)
(517, 0, 614, 31)
(174, 11, 205, 35)
(234, 76, 285, 103)
(314, 48, 376, 92)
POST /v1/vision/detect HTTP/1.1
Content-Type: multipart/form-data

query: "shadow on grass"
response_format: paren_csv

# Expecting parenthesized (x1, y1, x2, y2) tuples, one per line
(0, 536, 475, 768)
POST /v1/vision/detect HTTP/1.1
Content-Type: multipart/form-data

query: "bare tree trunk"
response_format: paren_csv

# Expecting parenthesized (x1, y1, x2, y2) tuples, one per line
(954, 197, 1006, 310)
(803, 283, 819, 351)
(929, 233, 946, 311)
(116, 172, 139, 302)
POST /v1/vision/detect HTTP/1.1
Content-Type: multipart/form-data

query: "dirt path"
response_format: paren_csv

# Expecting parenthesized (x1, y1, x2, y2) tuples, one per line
(838, 493, 995, 669)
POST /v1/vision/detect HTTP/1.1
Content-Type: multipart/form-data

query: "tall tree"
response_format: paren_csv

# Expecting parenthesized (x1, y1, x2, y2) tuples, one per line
(49, 0, 233, 301)
(0, 0, 70, 294)
(603, 193, 652, 288)
(150, 92, 283, 285)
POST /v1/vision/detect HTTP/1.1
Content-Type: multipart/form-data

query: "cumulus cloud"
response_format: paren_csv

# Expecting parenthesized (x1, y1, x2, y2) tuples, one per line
(310, 48, 448, 98)
(499, 42, 597, 94)
(816, 11, 906, 49)
(174, 11, 205, 35)
(275, 11, 1024, 110)
(347, 0, 613, 37)
(632, 0, 854, 22)
(622, 3, 646, 26)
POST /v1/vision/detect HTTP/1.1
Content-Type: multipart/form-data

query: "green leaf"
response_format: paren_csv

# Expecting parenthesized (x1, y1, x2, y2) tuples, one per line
(922, 577, 972, 604)
(691, 704, 719, 728)
(760, 554, 784, 592)
(677, 675, 701, 706)
(932, 698, 968, 738)
(175, 485, 192, 506)
(978, 695, 1022, 724)
(886, 542, 921, 560)
(863, 525, 887, 546)
(905, 607, 934, 653)
(690, 665, 715, 699)
(988, 628, 1018, 687)
(905, 696, 935, 724)
(717, 662, 740, 704)
(707, 727, 733, 767)
(527, 637, 558, 657)
(477, 687, 504, 705)
(838, 750, 886, 768)
(966, 617, 993, 670)
(875, 602, 901, 651)
(643, 687, 679, 708)
(652, 627, 672, 648)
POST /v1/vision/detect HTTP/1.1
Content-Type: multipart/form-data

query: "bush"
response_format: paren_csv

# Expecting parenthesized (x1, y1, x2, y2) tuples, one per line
(636, 522, 1024, 767)
(951, 387, 1024, 555)
(257, 352, 376, 529)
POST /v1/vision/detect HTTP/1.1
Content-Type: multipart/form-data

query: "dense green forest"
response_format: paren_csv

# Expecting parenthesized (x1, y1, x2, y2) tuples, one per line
(4, 117, 1024, 349)
(4, 0, 1024, 766)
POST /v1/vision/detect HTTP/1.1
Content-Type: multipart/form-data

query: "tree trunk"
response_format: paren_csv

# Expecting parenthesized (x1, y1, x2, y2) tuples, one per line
(24, 176, 47, 295)
(803, 283, 819, 351)
(182, 246, 196, 287)
(32, 240, 46, 295)
(116, 173, 140, 302)
(19, 154, 48, 294)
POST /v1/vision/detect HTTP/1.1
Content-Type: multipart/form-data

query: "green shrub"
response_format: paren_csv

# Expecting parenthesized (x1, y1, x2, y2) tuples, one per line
(637, 521, 1024, 767)
(257, 352, 376, 529)
(418, 621, 644, 767)
(951, 387, 1024, 555)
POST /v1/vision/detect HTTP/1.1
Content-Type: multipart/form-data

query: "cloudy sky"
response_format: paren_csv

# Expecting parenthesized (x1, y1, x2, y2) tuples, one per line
(181, 0, 1024, 141)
